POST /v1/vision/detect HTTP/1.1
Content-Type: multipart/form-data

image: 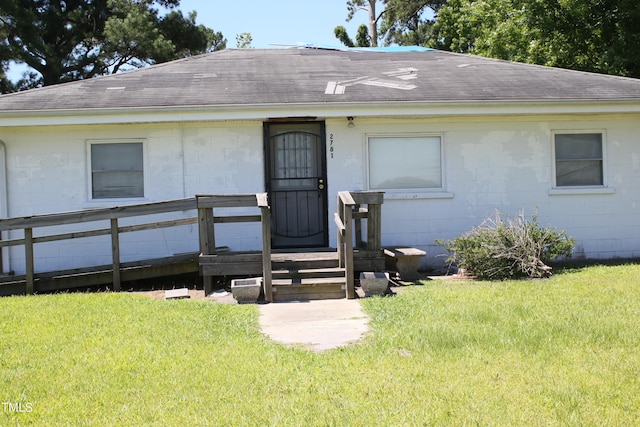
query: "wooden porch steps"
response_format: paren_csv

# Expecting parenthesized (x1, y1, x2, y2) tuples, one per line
(270, 253, 347, 301)
(271, 251, 338, 269)
(197, 192, 385, 301)
(272, 266, 345, 279)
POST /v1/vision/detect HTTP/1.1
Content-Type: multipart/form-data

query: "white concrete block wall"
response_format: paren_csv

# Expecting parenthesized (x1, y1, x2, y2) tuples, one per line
(1, 121, 269, 274)
(327, 115, 640, 268)
(181, 121, 265, 252)
(182, 122, 264, 195)
(1, 113, 640, 274)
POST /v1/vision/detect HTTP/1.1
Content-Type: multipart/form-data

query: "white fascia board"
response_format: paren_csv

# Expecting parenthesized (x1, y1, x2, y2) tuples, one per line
(1, 99, 640, 127)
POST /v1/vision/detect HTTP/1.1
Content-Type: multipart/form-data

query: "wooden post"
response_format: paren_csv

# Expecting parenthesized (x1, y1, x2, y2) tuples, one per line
(260, 203, 272, 302)
(367, 203, 381, 251)
(110, 218, 121, 291)
(344, 201, 354, 299)
(257, 193, 272, 302)
(336, 194, 344, 268)
(202, 275, 213, 296)
(354, 203, 363, 248)
(197, 206, 215, 256)
(337, 192, 346, 268)
(197, 202, 216, 296)
(197, 207, 208, 255)
(24, 227, 34, 294)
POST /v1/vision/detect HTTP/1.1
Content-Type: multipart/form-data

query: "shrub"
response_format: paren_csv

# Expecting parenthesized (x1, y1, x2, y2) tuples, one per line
(436, 210, 576, 280)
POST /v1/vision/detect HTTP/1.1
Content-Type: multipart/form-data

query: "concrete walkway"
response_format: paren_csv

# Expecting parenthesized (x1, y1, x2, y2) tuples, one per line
(258, 299, 370, 352)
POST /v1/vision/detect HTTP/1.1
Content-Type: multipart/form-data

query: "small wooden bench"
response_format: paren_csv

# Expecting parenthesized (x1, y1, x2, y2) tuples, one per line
(384, 247, 426, 281)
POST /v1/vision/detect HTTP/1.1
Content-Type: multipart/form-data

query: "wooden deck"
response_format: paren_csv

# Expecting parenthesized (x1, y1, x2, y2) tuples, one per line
(0, 191, 385, 300)
(199, 248, 384, 302)
(0, 253, 199, 296)
(0, 198, 200, 296)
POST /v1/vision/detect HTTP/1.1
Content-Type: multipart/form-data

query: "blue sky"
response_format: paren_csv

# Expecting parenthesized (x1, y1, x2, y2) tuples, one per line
(7, 0, 363, 81)
(179, 0, 362, 48)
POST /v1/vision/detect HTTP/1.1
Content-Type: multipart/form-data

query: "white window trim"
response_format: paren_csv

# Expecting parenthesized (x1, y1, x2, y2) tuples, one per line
(365, 133, 452, 199)
(86, 139, 148, 204)
(549, 130, 614, 195)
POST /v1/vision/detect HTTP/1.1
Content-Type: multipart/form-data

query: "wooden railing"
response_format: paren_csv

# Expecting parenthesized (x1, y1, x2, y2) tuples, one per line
(0, 198, 198, 294)
(0, 191, 381, 299)
(335, 191, 384, 298)
(196, 194, 272, 300)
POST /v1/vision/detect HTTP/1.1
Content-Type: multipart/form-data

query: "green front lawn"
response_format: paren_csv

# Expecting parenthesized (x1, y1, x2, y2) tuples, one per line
(1, 264, 639, 425)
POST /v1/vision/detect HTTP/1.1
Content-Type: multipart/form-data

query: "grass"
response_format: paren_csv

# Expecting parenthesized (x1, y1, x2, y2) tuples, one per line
(1, 264, 639, 425)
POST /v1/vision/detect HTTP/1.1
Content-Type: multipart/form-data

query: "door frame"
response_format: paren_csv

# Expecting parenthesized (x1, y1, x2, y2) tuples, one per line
(263, 120, 329, 249)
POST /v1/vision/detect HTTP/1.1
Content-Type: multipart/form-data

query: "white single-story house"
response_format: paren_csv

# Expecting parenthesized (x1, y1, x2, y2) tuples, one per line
(1, 46, 640, 276)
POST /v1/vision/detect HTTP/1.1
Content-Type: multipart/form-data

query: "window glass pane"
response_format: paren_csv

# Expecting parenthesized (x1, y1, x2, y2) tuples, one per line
(369, 136, 441, 190)
(92, 171, 144, 198)
(556, 160, 603, 186)
(91, 143, 144, 199)
(554, 133, 603, 186)
(91, 143, 143, 171)
(555, 134, 602, 160)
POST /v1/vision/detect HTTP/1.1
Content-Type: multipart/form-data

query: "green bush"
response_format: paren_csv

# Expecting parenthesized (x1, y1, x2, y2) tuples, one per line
(436, 210, 576, 280)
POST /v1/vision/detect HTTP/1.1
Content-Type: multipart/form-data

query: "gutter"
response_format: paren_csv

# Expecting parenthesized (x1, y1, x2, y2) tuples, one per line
(1, 99, 640, 127)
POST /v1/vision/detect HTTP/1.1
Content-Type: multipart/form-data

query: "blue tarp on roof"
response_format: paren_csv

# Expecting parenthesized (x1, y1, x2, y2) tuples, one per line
(352, 46, 432, 52)
(295, 43, 432, 52)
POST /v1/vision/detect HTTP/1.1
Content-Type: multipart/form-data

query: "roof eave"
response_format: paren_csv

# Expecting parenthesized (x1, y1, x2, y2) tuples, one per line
(1, 99, 640, 127)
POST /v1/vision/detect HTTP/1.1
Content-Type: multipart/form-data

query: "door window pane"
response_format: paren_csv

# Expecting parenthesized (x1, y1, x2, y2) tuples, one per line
(369, 136, 442, 190)
(91, 143, 144, 199)
(271, 131, 321, 190)
(275, 132, 316, 179)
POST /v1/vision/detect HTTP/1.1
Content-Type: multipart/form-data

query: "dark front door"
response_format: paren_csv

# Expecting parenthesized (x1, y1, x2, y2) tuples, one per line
(265, 122, 328, 248)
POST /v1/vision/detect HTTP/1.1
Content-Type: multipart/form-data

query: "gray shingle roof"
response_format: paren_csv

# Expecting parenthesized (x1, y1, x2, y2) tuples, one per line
(1, 48, 640, 112)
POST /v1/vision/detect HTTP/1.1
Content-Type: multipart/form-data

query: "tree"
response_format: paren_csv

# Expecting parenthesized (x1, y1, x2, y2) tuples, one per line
(334, 24, 370, 47)
(0, 0, 226, 91)
(334, 1, 448, 48)
(431, 0, 640, 78)
(379, 0, 448, 46)
(348, 0, 379, 47)
(334, 0, 380, 47)
(235, 32, 253, 48)
(0, 24, 13, 93)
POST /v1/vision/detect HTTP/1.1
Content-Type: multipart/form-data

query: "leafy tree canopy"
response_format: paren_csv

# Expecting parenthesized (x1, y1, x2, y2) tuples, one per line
(235, 32, 253, 48)
(0, 0, 226, 92)
(334, 24, 370, 48)
(379, 0, 447, 46)
(334, 0, 447, 47)
(431, 0, 640, 78)
(334, 0, 639, 78)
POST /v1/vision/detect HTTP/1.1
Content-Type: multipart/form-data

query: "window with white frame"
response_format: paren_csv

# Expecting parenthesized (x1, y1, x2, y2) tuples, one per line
(90, 141, 144, 199)
(368, 135, 442, 190)
(554, 132, 604, 187)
